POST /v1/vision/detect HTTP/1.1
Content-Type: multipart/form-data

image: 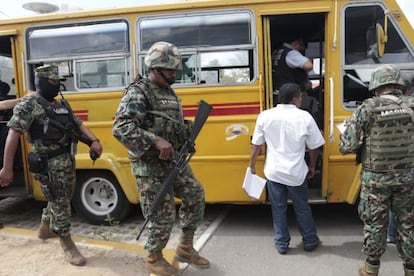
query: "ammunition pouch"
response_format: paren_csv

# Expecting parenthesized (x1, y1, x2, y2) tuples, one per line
(28, 152, 48, 174)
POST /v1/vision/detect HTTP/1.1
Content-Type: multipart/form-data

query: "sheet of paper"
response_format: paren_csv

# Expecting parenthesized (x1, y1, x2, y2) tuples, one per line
(242, 167, 266, 200)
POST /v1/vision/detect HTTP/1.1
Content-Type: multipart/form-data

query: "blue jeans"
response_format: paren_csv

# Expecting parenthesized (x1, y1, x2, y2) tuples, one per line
(266, 180, 319, 251)
(387, 210, 395, 242)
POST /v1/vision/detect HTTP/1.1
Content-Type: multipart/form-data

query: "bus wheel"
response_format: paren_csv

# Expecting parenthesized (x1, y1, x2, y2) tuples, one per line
(72, 172, 133, 225)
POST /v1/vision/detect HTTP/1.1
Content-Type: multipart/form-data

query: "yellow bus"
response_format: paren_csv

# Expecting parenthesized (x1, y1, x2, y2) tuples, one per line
(0, 0, 413, 224)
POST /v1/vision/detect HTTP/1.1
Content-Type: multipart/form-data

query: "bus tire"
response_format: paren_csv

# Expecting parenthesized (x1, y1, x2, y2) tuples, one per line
(72, 171, 133, 225)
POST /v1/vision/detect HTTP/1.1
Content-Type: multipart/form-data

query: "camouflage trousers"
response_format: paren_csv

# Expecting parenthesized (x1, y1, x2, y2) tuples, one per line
(358, 169, 414, 265)
(39, 153, 76, 238)
(132, 162, 205, 251)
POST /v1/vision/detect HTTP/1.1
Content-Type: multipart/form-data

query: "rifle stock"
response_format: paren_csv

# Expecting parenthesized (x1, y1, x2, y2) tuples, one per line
(136, 100, 212, 240)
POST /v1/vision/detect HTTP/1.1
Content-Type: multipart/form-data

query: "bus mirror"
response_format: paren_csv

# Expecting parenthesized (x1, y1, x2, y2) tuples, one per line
(376, 23, 386, 58)
(366, 23, 386, 61)
(366, 26, 379, 59)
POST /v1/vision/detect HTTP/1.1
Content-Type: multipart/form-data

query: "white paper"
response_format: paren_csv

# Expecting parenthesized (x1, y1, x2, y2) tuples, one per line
(242, 167, 266, 200)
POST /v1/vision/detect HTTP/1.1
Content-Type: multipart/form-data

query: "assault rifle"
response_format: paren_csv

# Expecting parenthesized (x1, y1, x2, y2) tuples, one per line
(136, 100, 213, 240)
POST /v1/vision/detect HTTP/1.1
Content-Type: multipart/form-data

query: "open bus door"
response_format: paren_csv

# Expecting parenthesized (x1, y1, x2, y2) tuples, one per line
(0, 32, 30, 198)
(263, 12, 327, 203)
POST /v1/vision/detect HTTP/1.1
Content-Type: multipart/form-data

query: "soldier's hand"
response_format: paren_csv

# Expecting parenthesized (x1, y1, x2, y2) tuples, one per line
(154, 136, 175, 160)
(90, 140, 103, 158)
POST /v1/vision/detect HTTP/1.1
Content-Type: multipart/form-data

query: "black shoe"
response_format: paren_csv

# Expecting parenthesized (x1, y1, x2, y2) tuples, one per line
(0, 222, 3, 229)
(304, 240, 320, 252)
(276, 246, 288, 255)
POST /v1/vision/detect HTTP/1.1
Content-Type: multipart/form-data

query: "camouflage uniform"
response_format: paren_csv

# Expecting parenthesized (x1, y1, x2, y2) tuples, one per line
(112, 43, 205, 252)
(339, 65, 414, 273)
(8, 68, 82, 238)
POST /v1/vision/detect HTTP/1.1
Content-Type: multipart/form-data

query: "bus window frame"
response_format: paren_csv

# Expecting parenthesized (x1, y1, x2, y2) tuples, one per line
(136, 9, 257, 87)
(341, 2, 414, 109)
(24, 19, 132, 93)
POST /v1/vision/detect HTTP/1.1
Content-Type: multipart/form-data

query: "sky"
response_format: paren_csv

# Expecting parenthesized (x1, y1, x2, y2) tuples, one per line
(0, 0, 412, 26)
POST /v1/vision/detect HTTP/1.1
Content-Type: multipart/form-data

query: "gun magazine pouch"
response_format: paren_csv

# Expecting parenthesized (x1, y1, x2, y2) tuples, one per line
(28, 152, 48, 173)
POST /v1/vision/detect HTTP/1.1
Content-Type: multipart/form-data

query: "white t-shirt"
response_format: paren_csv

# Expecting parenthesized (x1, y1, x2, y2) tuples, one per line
(251, 104, 325, 186)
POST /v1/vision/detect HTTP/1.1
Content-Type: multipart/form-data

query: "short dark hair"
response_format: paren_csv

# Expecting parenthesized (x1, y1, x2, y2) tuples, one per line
(278, 83, 301, 104)
(0, 81, 10, 98)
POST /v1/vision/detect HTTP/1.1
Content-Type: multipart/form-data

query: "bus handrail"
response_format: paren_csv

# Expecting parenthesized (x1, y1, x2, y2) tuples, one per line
(329, 76, 334, 142)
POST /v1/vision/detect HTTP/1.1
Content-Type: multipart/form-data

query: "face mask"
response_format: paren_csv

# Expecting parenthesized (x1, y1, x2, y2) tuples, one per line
(156, 68, 176, 85)
(35, 77, 60, 100)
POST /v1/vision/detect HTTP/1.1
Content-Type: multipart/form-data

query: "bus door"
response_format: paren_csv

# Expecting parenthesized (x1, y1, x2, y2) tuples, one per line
(0, 32, 29, 197)
(263, 12, 327, 203)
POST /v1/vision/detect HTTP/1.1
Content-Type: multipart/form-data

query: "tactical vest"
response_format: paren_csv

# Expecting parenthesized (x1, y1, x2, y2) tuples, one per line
(361, 94, 414, 172)
(28, 97, 72, 146)
(272, 46, 308, 91)
(132, 78, 189, 152)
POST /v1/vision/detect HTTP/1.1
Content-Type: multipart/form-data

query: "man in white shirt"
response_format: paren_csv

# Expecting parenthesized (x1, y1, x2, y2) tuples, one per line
(249, 83, 325, 255)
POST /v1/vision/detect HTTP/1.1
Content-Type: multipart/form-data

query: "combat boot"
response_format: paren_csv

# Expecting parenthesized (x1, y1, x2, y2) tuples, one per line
(175, 232, 210, 268)
(404, 264, 414, 276)
(358, 259, 379, 276)
(37, 216, 57, 240)
(59, 235, 86, 266)
(145, 250, 178, 276)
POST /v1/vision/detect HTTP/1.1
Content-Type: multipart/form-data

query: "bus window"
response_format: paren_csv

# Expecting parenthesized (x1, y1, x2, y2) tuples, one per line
(26, 20, 130, 93)
(342, 4, 414, 108)
(75, 58, 128, 89)
(137, 10, 255, 85)
(27, 21, 129, 60)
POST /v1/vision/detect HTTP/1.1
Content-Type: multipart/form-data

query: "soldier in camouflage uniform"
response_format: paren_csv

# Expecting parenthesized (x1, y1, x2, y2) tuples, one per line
(0, 64, 103, 266)
(339, 64, 414, 276)
(113, 41, 209, 275)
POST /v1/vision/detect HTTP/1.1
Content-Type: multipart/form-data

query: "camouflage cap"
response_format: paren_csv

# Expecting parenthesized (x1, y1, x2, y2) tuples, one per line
(144, 41, 182, 70)
(368, 64, 405, 91)
(34, 64, 60, 80)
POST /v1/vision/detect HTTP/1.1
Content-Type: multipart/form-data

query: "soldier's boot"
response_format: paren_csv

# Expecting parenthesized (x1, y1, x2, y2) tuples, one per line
(37, 217, 57, 240)
(145, 250, 178, 276)
(404, 264, 414, 276)
(175, 232, 210, 269)
(59, 235, 86, 266)
(358, 259, 379, 276)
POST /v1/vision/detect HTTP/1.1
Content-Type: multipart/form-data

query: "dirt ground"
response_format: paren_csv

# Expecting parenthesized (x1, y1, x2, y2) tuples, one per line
(0, 234, 149, 276)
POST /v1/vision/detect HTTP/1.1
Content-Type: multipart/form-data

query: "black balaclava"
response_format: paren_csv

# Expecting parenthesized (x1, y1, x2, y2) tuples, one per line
(35, 76, 60, 100)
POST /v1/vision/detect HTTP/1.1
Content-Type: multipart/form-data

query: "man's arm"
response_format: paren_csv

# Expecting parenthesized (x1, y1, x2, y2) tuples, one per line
(79, 124, 103, 158)
(249, 144, 262, 174)
(307, 149, 319, 179)
(0, 91, 37, 111)
(303, 59, 313, 72)
(0, 99, 21, 111)
(0, 128, 21, 187)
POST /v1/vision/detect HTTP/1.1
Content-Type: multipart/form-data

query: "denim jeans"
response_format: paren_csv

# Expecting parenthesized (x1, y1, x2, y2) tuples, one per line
(387, 210, 395, 242)
(266, 179, 319, 251)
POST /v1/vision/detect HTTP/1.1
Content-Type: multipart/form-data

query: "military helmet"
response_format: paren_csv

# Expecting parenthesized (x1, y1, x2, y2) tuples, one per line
(144, 41, 182, 70)
(34, 64, 60, 80)
(368, 64, 405, 91)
